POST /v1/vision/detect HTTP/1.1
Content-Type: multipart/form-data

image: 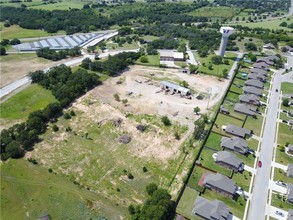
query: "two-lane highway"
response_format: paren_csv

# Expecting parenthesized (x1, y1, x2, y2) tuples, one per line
(247, 68, 285, 220)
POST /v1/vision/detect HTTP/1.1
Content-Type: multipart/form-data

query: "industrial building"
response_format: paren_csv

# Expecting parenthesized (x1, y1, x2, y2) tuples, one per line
(13, 33, 103, 51)
(160, 81, 190, 96)
(159, 50, 184, 61)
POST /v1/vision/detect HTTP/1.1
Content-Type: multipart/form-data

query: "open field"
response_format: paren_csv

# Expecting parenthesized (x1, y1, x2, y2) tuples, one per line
(0, 53, 71, 88)
(1, 159, 102, 219)
(187, 6, 239, 19)
(29, 1, 85, 10)
(22, 65, 229, 217)
(0, 83, 56, 120)
(281, 82, 293, 94)
(135, 55, 160, 66)
(106, 41, 139, 51)
(234, 16, 293, 31)
(234, 37, 264, 52)
(0, 24, 65, 40)
(195, 52, 237, 77)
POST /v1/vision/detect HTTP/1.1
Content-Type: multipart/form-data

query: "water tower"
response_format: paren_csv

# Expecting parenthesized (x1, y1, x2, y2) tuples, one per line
(219, 27, 234, 57)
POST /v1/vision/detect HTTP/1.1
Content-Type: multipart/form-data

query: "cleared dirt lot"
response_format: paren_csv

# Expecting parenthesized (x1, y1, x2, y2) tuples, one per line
(92, 65, 229, 126)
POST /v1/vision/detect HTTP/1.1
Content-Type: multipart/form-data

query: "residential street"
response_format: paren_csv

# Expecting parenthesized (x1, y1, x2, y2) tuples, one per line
(247, 68, 285, 220)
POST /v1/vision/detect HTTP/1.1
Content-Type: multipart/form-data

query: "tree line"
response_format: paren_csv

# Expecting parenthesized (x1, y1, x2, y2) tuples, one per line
(0, 52, 140, 160)
(36, 47, 81, 61)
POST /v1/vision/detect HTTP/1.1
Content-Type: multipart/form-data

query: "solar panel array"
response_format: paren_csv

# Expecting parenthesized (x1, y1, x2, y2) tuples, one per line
(13, 33, 102, 51)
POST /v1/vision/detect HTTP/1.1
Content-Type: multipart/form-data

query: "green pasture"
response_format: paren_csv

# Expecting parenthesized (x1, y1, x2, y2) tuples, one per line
(136, 54, 160, 66)
(28, 1, 85, 10)
(187, 6, 239, 19)
(0, 84, 57, 120)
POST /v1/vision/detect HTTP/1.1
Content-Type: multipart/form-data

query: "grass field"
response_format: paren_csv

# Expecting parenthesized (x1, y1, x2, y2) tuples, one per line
(275, 148, 293, 165)
(243, 115, 263, 137)
(271, 192, 293, 211)
(281, 82, 293, 94)
(0, 24, 65, 40)
(135, 54, 160, 66)
(1, 159, 102, 220)
(235, 16, 293, 31)
(234, 37, 263, 52)
(187, 6, 239, 19)
(29, 1, 85, 10)
(277, 123, 293, 146)
(26, 96, 191, 217)
(196, 52, 237, 77)
(106, 41, 139, 51)
(0, 84, 57, 120)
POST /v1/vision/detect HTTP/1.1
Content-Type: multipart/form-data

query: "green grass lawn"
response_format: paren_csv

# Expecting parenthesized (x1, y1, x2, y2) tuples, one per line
(275, 148, 293, 165)
(226, 91, 239, 103)
(176, 187, 201, 220)
(106, 41, 139, 51)
(221, 101, 247, 120)
(187, 6, 239, 19)
(273, 167, 292, 184)
(1, 159, 102, 220)
(201, 188, 246, 219)
(199, 148, 232, 177)
(243, 115, 263, 137)
(212, 113, 244, 136)
(187, 166, 210, 191)
(232, 170, 251, 192)
(205, 132, 222, 150)
(234, 37, 264, 52)
(136, 55, 160, 66)
(236, 16, 293, 31)
(280, 112, 290, 121)
(277, 123, 293, 146)
(28, 1, 85, 10)
(0, 84, 57, 120)
(238, 153, 256, 167)
(281, 82, 293, 94)
(196, 52, 237, 77)
(0, 24, 65, 40)
(247, 138, 259, 151)
(230, 84, 243, 94)
(271, 193, 293, 211)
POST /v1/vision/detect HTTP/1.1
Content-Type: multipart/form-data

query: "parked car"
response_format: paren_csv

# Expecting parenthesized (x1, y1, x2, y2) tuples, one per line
(276, 180, 287, 187)
(258, 161, 262, 168)
(276, 89, 278, 92)
(275, 211, 284, 217)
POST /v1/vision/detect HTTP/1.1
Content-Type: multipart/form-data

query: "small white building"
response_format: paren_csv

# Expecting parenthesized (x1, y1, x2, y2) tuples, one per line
(159, 50, 184, 61)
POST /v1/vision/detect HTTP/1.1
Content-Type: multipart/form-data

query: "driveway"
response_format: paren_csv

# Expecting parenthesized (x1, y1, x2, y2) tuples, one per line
(267, 205, 288, 220)
(272, 161, 288, 171)
(269, 180, 288, 194)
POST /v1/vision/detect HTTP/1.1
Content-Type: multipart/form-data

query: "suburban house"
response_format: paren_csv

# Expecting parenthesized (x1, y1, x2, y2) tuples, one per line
(221, 136, 250, 155)
(248, 73, 266, 82)
(288, 209, 293, 220)
(263, 43, 275, 49)
(202, 173, 237, 198)
(159, 50, 184, 61)
(250, 68, 267, 76)
(192, 196, 231, 220)
(266, 55, 280, 62)
(287, 184, 293, 203)
(223, 125, 252, 138)
(214, 151, 244, 172)
(234, 103, 259, 117)
(288, 144, 293, 155)
(160, 81, 191, 96)
(287, 164, 293, 178)
(256, 55, 280, 65)
(244, 79, 264, 89)
(239, 94, 261, 106)
(253, 62, 270, 71)
(220, 105, 230, 115)
(243, 86, 263, 97)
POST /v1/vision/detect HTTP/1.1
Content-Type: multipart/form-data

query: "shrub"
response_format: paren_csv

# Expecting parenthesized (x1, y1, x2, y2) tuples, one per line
(114, 93, 120, 102)
(142, 166, 148, 173)
(52, 124, 59, 132)
(127, 173, 134, 179)
(64, 113, 71, 119)
(140, 55, 149, 63)
(70, 110, 76, 116)
(282, 99, 289, 107)
(161, 116, 171, 126)
(146, 183, 158, 196)
(174, 132, 180, 140)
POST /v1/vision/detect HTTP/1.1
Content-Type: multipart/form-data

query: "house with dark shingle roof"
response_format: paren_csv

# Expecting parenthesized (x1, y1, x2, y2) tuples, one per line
(234, 103, 259, 117)
(223, 125, 252, 138)
(192, 196, 231, 220)
(288, 144, 293, 155)
(245, 79, 264, 89)
(239, 94, 261, 106)
(214, 151, 244, 172)
(253, 62, 270, 70)
(287, 184, 293, 203)
(202, 173, 237, 198)
(243, 86, 263, 97)
(221, 136, 250, 155)
(288, 209, 293, 220)
(287, 164, 293, 178)
(248, 73, 266, 82)
(250, 68, 267, 76)
(220, 105, 230, 115)
(267, 55, 280, 62)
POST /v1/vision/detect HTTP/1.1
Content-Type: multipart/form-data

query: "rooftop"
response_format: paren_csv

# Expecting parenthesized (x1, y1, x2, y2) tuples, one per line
(215, 151, 243, 168)
(203, 173, 237, 195)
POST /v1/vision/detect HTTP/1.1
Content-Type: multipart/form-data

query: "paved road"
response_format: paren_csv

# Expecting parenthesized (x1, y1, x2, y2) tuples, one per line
(228, 52, 243, 78)
(0, 34, 134, 99)
(247, 68, 285, 220)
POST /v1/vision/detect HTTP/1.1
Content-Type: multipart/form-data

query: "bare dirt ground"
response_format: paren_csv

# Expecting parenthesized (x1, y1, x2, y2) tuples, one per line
(91, 65, 229, 126)
(0, 54, 69, 88)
